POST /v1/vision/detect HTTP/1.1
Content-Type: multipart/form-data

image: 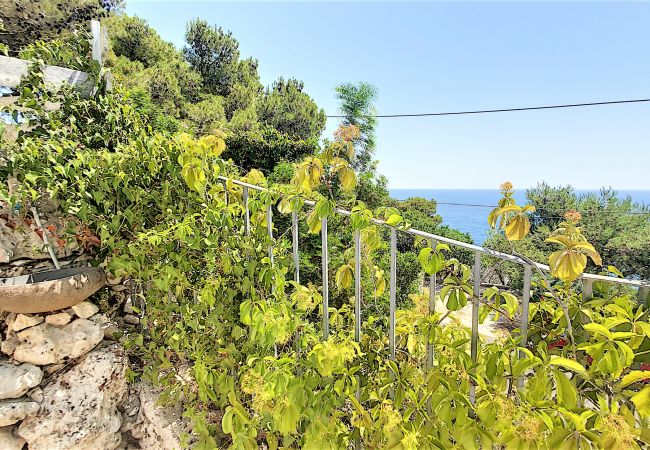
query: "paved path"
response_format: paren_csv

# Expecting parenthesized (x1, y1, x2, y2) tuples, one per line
(435, 299, 510, 343)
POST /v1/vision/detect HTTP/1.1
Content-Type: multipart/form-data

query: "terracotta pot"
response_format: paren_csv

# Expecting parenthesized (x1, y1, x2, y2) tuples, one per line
(0, 267, 106, 313)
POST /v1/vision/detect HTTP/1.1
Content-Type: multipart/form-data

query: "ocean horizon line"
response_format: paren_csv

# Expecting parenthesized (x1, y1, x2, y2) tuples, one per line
(390, 187, 650, 191)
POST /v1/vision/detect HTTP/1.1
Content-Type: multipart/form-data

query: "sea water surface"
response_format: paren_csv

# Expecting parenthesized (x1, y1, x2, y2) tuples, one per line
(390, 189, 650, 245)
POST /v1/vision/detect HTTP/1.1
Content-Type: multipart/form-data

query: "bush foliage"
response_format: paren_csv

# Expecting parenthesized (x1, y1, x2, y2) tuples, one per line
(2, 18, 650, 450)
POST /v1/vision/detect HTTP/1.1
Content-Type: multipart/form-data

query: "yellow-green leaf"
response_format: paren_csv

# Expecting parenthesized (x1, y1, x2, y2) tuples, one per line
(339, 167, 356, 191)
(548, 356, 586, 374)
(386, 214, 402, 227)
(307, 209, 322, 234)
(335, 264, 353, 289)
(505, 214, 531, 241)
(549, 250, 587, 283)
(620, 371, 650, 388)
(631, 385, 650, 417)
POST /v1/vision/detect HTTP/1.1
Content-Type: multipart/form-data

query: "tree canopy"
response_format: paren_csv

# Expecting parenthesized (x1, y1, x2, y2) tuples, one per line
(258, 78, 326, 141)
(484, 183, 650, 283)
(183, 19, 244, 98)
(335, 82, 378, 175)
(103, 14, 324, 168)
(0, 0, 121, 54)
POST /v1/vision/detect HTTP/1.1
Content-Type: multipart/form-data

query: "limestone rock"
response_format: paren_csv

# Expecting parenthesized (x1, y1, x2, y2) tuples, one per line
(1, 333, 18, 357)
(0, 216, 49, 263)
(44, 312, 72, 326)
(0, 426, 26, 450)
(131, 383, 185, 450)
(13, 319, 103, 365)
(88, 314, 122, 340)
(0, 213, 77, 264)
(71, 301, 99, 319)
(123, 298, 134, 314)
(0, 363, 43, 400)
(3, 313, 15, 327)
(123, 314, 140, 325)
(107, 275, 123, 286)
(0, 248, 9, 264)
(0, 399, 39, 427)
(103, 324, 122, 341)
(18, 344, 128, 450)
(9, 314, 43, 332)
(27, 387, 43, 404)
(89, 313, 110, 326)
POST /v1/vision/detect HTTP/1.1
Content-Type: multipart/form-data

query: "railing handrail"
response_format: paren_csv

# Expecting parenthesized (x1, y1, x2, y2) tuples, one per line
(218, 175, 650, 290)
(220, 173, 649, 414)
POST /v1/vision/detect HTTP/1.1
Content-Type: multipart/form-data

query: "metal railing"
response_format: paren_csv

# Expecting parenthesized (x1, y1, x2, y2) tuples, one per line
(221, 175, 650, 403)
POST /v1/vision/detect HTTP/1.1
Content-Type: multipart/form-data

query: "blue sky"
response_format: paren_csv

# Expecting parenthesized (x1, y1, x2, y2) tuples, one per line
(126, 1, 650, 189)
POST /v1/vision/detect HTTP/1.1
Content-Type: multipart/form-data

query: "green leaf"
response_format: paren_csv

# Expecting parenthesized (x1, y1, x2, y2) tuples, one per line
(273, 401, 301, 435)
(631, 385, 650, 417)
(620, 371, 650, 388)
(385, 214, 402, 227)
(418, 247, 445, 275)
(315, 199, 333, 218)
(306, 209, 322, 234)
(335, 264, 353, 289)
(221, 407, 234, 434)
(583, 322, 613, 340)
(553, 369, 577, 409)
(548, 356, 586, 374)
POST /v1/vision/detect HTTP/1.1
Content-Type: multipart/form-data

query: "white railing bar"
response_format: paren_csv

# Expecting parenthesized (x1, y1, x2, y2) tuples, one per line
(217, 176, 650, 289)
(469, 251, 481, 406)
(292, 212, 300, 284)
(354, 230, 362, 342)
(389, 227, 397, 361)
(640, 287, 649, 304)
(322, 217, 329, 340)
(353, 228, 363, 450)
(582, 278, 594, 301)
(266, 205, 274, 265)
(518, 265, 533, 390)
(243, 186, 250, 236)
(221, 179, 229, 205)
(519, 265, 533, 345)
(427, 238, 436, 370)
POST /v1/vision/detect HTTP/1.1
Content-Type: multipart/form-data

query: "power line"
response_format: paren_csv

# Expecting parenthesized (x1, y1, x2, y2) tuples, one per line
(435, 202, 648, 214)
(326, 98, 650, 118)
(395, 200, 650, 216)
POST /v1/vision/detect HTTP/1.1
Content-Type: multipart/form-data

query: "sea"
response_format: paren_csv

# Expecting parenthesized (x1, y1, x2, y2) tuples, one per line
(389, 189, 650, 245)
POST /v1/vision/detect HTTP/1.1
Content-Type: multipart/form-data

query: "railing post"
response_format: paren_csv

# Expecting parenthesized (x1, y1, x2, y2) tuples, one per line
(640, 286, 650, 306)
(266, 204, 273, 266)
(389, 227, 397, 361)
(322, 217, 329, 340)
(292, 212, 300, 284)
(221, 179, 229, 205)
(354, 229, 362, 342)
(469, 251, 481, 406)
(243, 186, 250, 236)
(518, 265, 532, 390)
(582, 278, 593, 301)
(427, 238, 436, 370)
(354, 229, 362, 449)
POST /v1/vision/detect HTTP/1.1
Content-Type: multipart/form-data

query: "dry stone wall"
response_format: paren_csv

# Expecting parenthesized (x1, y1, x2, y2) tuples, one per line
(1, 208, 187, 449)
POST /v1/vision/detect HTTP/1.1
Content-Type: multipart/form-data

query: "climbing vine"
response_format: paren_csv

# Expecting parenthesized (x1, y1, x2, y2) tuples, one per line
(2, 47, 650, 450)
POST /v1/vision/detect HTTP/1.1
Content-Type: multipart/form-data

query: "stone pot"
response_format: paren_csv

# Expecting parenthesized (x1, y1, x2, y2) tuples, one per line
(0, 267, 106, 313)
